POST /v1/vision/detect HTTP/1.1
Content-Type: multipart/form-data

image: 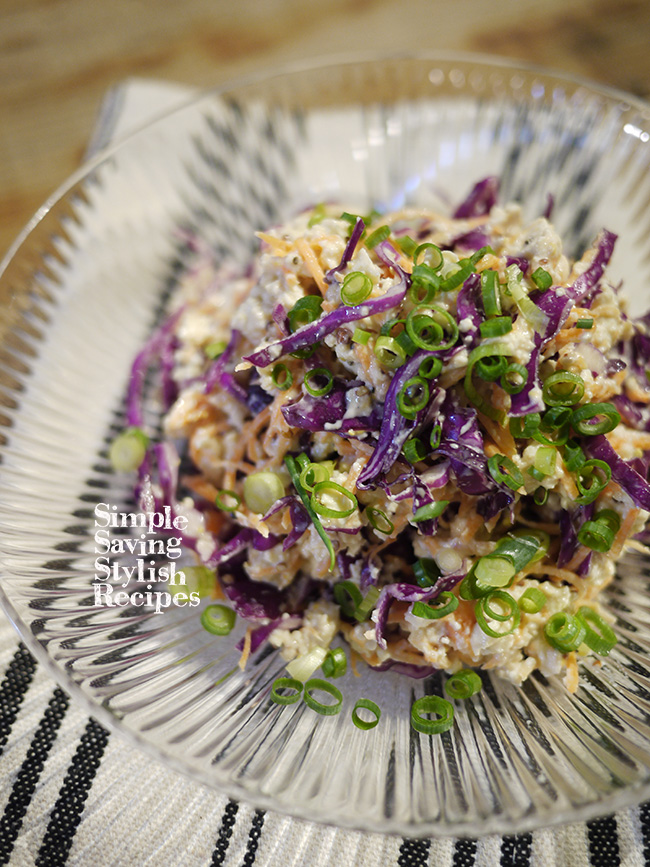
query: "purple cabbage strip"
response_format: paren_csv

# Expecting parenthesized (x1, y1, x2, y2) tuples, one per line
(453, 176, 499, 219)
(356, 351, 444, 489)
(585, 435, 650, 510)
(243, 242, 410, 369)
(223, 572, 286, 621)
(410, 475, 440, 536)
(455, 272, 483, 347)
(543, 193, 554, 220)
(374, 573, 465, 649)
(272, 303, 289, 335)
(324, 217, 365, 283)
(204, 328, 241, 393)
(283, 501, 310, 551)
(281, 380, 382, 433)
(566, 229, 617, 304)
(450, 228, 490, 252)
(506, 256, 529, 274)
(434, 393, 493, 495)
(557, 505, 593, 568)
(126, 307, 184, 427)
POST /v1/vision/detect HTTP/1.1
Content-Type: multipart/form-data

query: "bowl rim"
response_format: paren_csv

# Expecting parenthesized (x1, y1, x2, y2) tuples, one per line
(2, 49, 650, 838)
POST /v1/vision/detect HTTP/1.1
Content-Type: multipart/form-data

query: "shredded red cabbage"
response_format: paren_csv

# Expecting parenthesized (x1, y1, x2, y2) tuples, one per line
(585, 435, 650, 510)
(453, 176, 499, 219)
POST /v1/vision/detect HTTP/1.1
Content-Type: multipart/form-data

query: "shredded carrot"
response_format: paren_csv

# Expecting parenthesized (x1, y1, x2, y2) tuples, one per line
(239, 627, 252, 670)
(255, 231, 291, 256)
(564, 652, 579, 693)
(349, 648, 361, 677)
(525, 562, 584, 586)
(479, 413, 517, 457)
(294, 237, 327, 293)
(610, 507, 640, 560)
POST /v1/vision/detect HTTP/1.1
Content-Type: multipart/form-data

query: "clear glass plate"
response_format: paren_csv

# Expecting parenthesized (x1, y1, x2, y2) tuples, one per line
(1, 53, 650, 837)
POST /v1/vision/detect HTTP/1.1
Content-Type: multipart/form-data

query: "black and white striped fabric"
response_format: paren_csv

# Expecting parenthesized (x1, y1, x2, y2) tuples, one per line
(1, 78, 649, 867)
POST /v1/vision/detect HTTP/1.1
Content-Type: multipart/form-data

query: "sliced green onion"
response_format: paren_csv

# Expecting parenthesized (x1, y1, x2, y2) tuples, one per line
(544, 612, 586, 653)
(419, 355, 443, 380)
(533, 486, 548, 505)
(542, 371, 585, 407)
(285, 455, 335, 571)
(271, 362, 293, 391)
(340, 211, 362, 225)
(299, 461, 331, 493)
(397, 376, 430, 419)
(469, 245, 493, 265)
(518, 587, 547, 614)
(411, 694, 454, 735)
(321, 647, 347, 678)
(413, 557, 441, 588)
(341, 270, 373, 305)
(481, 270, 501, 317)
(215, 489, 241, 511)
(576, 607, 617, 656)
(531, 267, 552, 290)
(430, 423, 442, 449)
(510, 528, 550, 563)
(413, 242, 444, 270)
(501, 362, 528, 395)
(534, 445, 557, 477)
(412, 500, 449, 522)
(480, 316, 513, 338)
(286, 646, 328, 682)
(509, 413, 541, 438)
(440, 261, 473, 293)
(487, 454, 524, 491)
(506, 264, 549, 334)
(333, 581, 363, 619)
(365, 225, 390, 249)
(575, 318, 594, 329)
(200, 604, 236, 636)
(352, 327, 372, 345)
(270, 677, 303, 705)
(287, 295, 323, 332)
(397, 235, 418, 257)
(304, 367, 334, 397)
(408, 266, 441, 305)
(403, 436, 428, 464)
(374, 335, 407, 370)
(355, 586, 381, 621)
(475, 354, 508, 382)
(303, 678, 343, 715)
(574, 459, 611, 505)
(109, 426, 149, 472)
(541, 405, 572, 431)
(352, 698, 381, 730)
(444, 670, 482, 700)
(205, 339, 227, 359)
(307, 203, 327, 227)
(366, 506, 395, 535)
(171, 565, 215, 600)
(406, 306, 459, 351)
(571, 402, 621, 436)
(475, 591, 521, 637)
(528, 466, 546, 482)
(311, 481, 357, 519)
(464, 342, 510, 423)
(243, 470, 285, 514)
(578, 508, 621, 552)
(412, 592, 459, 620)
(473, 533, 542, 592)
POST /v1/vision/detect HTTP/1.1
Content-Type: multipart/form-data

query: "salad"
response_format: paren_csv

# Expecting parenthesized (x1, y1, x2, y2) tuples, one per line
(115, 177, 650, 693)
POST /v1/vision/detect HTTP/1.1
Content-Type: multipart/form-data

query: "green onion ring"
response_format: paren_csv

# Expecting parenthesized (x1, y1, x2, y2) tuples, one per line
(518, 587, 547, 614)
(270, 677, 304, 705)
(321, 647, 347, 678)
(200, 604, 236, 636)
(397, 376, 430, 419)
(214, 489, 241, 511)
(311, 481, 358, 519)
(366, 506, 395, 535)
(501, 362, 528, 395)
(412, 592, 459, 620)
(413, 242, 444, 270)
(475, 591, 520, 637)
(341, 270, 373, 305)
(574, 458, 612, 504)
(304, 367, 334, 397)
(487, 454, 525, 491)
(576, 607, 617, 656)
(411, 694, 454, 735)
(541, 371, 585, 407)
(412, 500, 449, 522)
(544, 612, 586, 653)
(373, 335, 407, 370)
(333, 581, 363, 618)
(571, 402, 621, 436)
(444, 670, 483, 700)
(303, 678, 343, 715)
(271, 362, 293, 391)
(352, 698, 381, 730)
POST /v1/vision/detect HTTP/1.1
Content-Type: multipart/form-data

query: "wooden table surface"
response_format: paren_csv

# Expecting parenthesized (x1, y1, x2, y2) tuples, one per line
(1, 0, 649, 261)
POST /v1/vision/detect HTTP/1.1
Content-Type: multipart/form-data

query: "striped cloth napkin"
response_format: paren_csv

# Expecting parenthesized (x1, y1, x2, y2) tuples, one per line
(0, 77, 649, 867)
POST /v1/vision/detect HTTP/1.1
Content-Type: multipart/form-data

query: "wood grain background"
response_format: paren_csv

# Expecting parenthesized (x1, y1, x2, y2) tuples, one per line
(1, 0, 649, 259)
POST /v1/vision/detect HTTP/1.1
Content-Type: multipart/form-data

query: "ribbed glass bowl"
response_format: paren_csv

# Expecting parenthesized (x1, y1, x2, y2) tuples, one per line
(2, 53, 650, 838)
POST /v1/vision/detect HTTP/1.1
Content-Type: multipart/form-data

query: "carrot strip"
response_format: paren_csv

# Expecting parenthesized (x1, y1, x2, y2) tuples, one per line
(239, 627, 252, 670)
(295, 237, 327, 293)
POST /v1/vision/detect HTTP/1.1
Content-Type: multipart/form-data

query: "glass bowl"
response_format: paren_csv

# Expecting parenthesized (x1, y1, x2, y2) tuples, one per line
(1, 52, 650, 838)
